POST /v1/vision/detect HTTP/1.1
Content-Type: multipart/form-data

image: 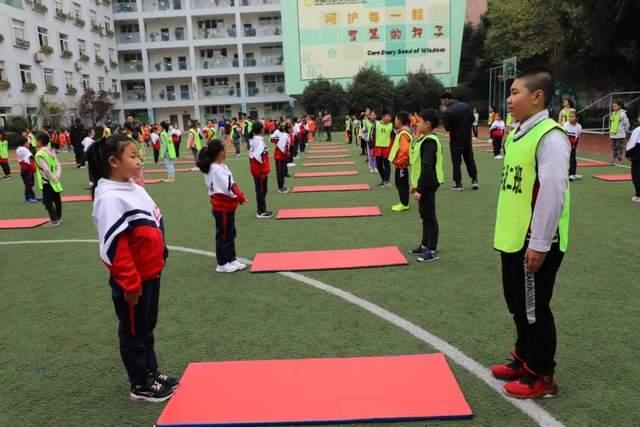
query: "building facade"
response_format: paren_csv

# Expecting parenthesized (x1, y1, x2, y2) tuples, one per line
(0, 0, 119, 128)
(0, 0, 290, 128)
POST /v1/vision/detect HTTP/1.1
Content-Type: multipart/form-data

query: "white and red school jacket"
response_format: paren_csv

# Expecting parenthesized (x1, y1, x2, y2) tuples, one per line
(204, 162, 246, 212)
(92, 178, 166, 295)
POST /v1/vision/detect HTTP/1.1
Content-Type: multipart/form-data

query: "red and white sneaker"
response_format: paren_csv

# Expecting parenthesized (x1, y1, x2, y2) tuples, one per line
(503, 366, 558, 399)
(490, 349, 527, 381)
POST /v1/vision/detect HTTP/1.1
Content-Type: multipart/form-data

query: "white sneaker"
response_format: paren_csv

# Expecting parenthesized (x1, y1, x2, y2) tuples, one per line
(190, 167, 199, 172)
(216, 262, 239, 273)
(574, 174, 583, 180)
(370, 168, 377, 173)
(632, 196, 640, 203)
(569, 175, 575, 181)
(231, 260, 247, 270)
(287, 163, 296, 167)
(494, 155, 503, 160)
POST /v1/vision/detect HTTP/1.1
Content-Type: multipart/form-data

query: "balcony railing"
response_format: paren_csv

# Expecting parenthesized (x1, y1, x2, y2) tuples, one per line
(195, 27, 236, 40)
(120, 62, 144, 73)
(246, 83, 285, 97)
(242, 55, 282, 67)
(147, 30, 186, 43)
(151, 60, 189, 72)
(113, 2, 137, 13)
(124, 90, 147, 103)
(240, 0, 279, 6)
(202, 86, 241, 98)
(143, 0, 183, 12)
(242, 25, 281, 37)
(117, 33, 141, 44)
(154, 90, 191, 101)
(199, 57, 238, 69)
(191, 0, 234, 8)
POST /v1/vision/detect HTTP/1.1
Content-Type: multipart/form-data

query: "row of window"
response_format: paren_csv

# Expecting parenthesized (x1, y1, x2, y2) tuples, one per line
(11, 19, 116, 62)
(0, 60, 118, 93)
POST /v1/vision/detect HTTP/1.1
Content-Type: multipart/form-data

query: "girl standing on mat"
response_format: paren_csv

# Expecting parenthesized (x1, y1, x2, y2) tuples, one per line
(198, 140, 248, 273)
(273, 122, 290, 194)
(249, 121, 273, 219)
(160, 121, 177, 183)
(35, 132, 63, 227)
(87, 133, 178, 402)
(563, 109, 583, 181)
(489, 113, 505, 159)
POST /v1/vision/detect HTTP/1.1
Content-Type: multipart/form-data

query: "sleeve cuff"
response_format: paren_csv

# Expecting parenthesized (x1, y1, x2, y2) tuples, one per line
(527, 238, 551, 253)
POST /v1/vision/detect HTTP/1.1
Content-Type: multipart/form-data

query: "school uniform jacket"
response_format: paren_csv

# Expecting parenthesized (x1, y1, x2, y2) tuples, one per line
(92, 178, 167, 294)
(204, 163, 246, 212)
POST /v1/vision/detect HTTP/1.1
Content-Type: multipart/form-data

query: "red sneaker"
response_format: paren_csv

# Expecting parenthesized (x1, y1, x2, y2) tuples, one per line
(503, 369, 558, 399)
(490, 349, 527, 381)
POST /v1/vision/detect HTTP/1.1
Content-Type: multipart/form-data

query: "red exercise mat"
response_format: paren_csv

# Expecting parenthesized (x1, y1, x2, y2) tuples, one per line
(307, 149, 348, 154)
(276, 206, 381, 219)
(251, 245, 407, 272)
(292, 183, 369, 193)
(157, 353, 471, 426)
(577, 161, 610, 167)
(305, 154, 351, 159)
(302, 161, 355, 167)
(0, 218, 50, 229)
(144, 179, 164, 184)
(294, 171, 358, 178)
(144, 168, 192, 173)
(592, 174, 631, 182)
(61, 195, 92, 202)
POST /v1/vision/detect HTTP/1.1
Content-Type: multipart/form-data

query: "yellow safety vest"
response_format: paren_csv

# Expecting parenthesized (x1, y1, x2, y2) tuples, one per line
(374, 121, 393, 148)
(35, 149, 63, 192)
(409, 134, 444, 189)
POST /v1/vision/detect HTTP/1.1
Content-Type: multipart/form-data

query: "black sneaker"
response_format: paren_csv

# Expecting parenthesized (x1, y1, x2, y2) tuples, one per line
(155, 371, 179, 389)
(417, 250, 440, 263)
(472, 180, 479, 190)
(409, 244, 427, 256)
(129, 376, 174, 402)
(451, 184, 464, 191)
(256, 211, 274, 219)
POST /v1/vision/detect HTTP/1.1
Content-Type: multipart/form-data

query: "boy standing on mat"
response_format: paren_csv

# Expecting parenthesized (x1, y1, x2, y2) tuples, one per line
(491, 67, 571, 399)
(373, 110, 394, 187)
(389, 111, 412, 212)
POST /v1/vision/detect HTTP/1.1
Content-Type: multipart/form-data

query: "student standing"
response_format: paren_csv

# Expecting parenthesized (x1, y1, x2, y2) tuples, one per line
(248, 121, 273, 218)
(609, 101, 630, 164)
(87, 134, 178, 402)
(35, 133, 63, 227)
(160, 122, 177, 183)
(389, 111, 412, 212)
(373, 110, 394, 187)
(187, 119, 203, 171)
(563, 109, 583, 181)
(16, 136, 38, 202)
(491, 68, 570, 399)
(625, 114, 640, 204)
(489, 113, 506, 159)
(272, 123, 290, 193)
(408, 109, 444, 263)
(197, 140, 248, 273)
(0, 129, 12, 179)
(472, 108, 480, 139)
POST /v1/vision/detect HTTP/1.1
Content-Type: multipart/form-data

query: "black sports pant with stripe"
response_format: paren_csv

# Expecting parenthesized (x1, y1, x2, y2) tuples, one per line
(213, 210, 237, 266)
(501, 243, 564, 375)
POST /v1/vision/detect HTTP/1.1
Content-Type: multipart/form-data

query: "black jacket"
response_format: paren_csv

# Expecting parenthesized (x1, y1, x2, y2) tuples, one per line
(443, 100, 474, 147)
(69, 123, 86, 147)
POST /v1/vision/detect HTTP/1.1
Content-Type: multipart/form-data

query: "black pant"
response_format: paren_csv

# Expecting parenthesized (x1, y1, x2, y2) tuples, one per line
(450, 143, 478, 185)
(1, 161, 10, 176)
(472, 125, 479, 138)
(395, 167, 409, 205)
(361, 137, 367, 155)
(290, 138, 299, 161)
(153, 148, 160, 164)
(74, 146, 85, 166)
(213, 210, 237, 265)
(569, 147, 577, 176)
(233, 139, 241, 155)
(492, 137, 502, 156)
(300, 133, 308, 153)
(347, 130, 353, 144)
(418, 188, 439, 250)
(325, 126, 332, 141)
(376, 156, 391, 183)
(21, 169, 35, 200)
(632, 161, 640, 197)
(174, 141, 181, 158)
(501, 244, 564, 374)
(42, 183, 62, 221)
(276, 159, 287, 190)
(110, 277, 160, 386)
(253, 176, 268, 213)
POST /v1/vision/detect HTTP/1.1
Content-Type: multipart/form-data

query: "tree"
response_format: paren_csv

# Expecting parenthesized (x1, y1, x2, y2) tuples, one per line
(346, 66, 395, 114)
(394, 70, 445, 113)
(298, 78, 346, 116)
(77, 89, 114, 126)
(38, 96, 66, 128)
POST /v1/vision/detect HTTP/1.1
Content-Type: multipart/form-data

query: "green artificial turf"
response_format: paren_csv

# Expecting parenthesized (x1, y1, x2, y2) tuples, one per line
(1, 134, 638, 426)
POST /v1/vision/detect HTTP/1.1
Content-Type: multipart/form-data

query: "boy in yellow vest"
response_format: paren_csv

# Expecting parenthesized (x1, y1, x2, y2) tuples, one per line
(373, 110, 394, 187)
(491, 67, 571, 399)
(187, 119, 203, 171)
(389, 111, 412, 211)
(408, 109, 444, 262)
(0, 129, 12, 180)
(609, 100, 630, 164)
(35, 132, 64, 227)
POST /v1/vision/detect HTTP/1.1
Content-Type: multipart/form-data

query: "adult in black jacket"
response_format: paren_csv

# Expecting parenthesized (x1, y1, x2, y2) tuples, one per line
(69, 118, 87, 168)
(440, 92, 478, 190)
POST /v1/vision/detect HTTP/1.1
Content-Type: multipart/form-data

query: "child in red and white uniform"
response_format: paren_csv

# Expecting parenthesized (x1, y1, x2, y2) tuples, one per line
(16, 135, 38, 202)
(489, 112, 506, 159)
(563, 109, 582, 181)
(197, 139, 247, 273)
(271, 123, 290, 193)
(249, 121, 273, 218)
(87, 134, 177, 403)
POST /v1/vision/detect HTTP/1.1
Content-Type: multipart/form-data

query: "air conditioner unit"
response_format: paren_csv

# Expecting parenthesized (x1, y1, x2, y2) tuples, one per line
(74, 61, 83, 71)
(34, 52, 45, 63)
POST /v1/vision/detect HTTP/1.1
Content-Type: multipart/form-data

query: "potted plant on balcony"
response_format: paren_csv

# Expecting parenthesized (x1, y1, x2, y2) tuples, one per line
(0, 34, 4, 44)
(74, 16, 86, 27)
(95, 56, 105, 65)
(39, 45, 54, 55)
(228, 88, 235, 96)
(91, 23, 102, 34)
(45, 85, 59, 94)
(105, 29, 114, 37)
(66, 86, 77, 95)
(55, 9, 67, 20)
(80, 53, 90, 62)
(110, 60, 118, 68)
(276, 85, 285, 93)
(245, 27, 256, 37)
(33, 2, 48, 14)
(61, 50, 73, 59)
(0, 80, 11, 91)
(15, 38, 30, 48)
(22, 83, 37, 93)
(109, 91, 120, 99)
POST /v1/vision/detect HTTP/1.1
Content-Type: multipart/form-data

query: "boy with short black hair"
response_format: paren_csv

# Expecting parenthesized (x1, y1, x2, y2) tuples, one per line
(491, 67, 570, 399)
(408, 109, 444, 262)
(389, 111, 412, 211)
(373, 110, 394, 187)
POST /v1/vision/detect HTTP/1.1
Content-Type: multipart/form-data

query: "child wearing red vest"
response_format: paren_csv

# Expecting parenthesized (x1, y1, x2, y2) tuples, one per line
(249, 121, 273, 218)
(198, 139, 247, 273)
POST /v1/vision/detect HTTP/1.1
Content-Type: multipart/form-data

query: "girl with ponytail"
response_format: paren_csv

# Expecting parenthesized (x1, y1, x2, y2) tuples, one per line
(248, 120, 273, 218)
